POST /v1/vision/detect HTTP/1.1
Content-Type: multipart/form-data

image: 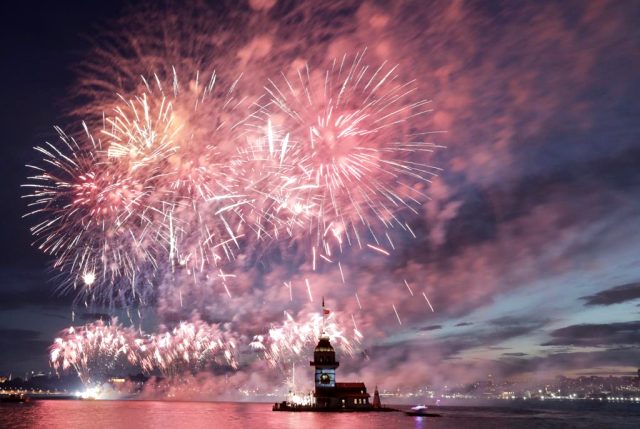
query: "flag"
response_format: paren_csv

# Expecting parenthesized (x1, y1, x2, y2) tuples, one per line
(323, 308, 330, 316)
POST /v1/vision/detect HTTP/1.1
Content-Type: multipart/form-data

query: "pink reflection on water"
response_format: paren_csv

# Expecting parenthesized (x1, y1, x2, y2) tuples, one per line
(0, 401, 416, 429)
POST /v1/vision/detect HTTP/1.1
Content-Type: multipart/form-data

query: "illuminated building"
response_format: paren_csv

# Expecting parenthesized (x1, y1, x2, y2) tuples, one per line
(310, 332, 371, 409)
(273, 301, 393, 412)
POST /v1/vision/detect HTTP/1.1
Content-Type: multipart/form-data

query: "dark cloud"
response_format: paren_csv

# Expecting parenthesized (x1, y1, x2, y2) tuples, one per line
(442, 187, 497, 254)
(391, 316, 549, 363)
(493, 348, 640, 379)
(455, 322, 473, 327)
(543, 321, 640, 347)
(0, 328, 49, 362)
(0, 328, 41, 340)
(419, 325, 442, 331)
(78, 312, 111, 321)
(502, 352, 527, 357)
(0, 268, 73, 310)
(581, 282, 640, 306)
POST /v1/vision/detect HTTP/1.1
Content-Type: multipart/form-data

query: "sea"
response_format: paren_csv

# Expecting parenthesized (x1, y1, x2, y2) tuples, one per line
(1, 400, 639, 429)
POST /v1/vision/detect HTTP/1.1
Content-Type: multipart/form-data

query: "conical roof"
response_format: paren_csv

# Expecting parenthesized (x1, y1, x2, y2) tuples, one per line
(314, 334, 334, 352)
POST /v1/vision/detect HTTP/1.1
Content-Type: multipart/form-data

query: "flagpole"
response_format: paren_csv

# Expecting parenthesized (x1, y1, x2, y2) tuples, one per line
(321, 296, 325, 335)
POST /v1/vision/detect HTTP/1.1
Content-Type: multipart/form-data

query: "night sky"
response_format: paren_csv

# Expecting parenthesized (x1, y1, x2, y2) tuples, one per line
(1, 0, 640, 392)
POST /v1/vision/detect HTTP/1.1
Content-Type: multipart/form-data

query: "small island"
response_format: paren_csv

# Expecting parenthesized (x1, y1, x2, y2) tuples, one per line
(273, 308, 396, 413)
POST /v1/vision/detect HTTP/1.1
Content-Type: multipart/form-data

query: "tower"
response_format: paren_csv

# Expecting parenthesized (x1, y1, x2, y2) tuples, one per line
(309, 297, 339, 407)
(310, 334, 339, 391)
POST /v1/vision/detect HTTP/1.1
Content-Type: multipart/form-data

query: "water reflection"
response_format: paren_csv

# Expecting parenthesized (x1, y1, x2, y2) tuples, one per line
(0, 401, 638, 429)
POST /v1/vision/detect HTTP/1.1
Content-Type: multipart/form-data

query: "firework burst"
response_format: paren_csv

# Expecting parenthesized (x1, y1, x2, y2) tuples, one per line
(50, 319, 140, 384)
(102, 70, 250, 272)
(252, 51, 442, 260)
(24, 71, 252, 305)
(23, 125, 162, 306)
(250, 311, 362, 368)
(50, 319, 238, 382)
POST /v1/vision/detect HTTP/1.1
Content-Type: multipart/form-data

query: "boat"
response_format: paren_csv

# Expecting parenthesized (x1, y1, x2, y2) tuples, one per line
(404, 405, 441, 417)
(0, 394, 30, 403)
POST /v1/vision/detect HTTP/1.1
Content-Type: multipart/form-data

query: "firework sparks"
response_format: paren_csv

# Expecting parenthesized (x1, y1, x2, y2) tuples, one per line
(50, 319, 238, 382)
(250, 311, 361, 368)
(422, 291, 435, 313)
(24, 71, 252, 305)
(252, 50, 442, 259)
(403, 279, 414, 296)
(28, 42, 442, 385)
(23, 125, 162, 306)
(392, 304, 402, 325)
(49, 319, 141, 384)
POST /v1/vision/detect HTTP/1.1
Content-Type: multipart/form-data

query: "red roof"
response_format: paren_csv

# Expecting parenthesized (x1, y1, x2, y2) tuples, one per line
(335, 382, 366, 389)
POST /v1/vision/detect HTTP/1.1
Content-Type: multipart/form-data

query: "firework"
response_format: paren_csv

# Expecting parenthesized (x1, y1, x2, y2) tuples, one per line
(139, 320, 239, 375)
(50, 319, 238, 382)
(23, 125, 163, 306)
(50, 319, 140, 383)
(24, 71, 251, 305)
(32, 48, 441, 384)
(250, 311, 362, 368)
(252, 51, 442, 260)
(103, 70, 250, 272)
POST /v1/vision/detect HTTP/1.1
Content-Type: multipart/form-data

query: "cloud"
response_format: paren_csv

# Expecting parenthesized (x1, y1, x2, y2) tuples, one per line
(494, 348, 640, 380)
(418, 325, 442, 331)
(581, 282, 640, 306)
(543, 321, 640, 347)
(455, 322, 473, 327)
(502, 352, 528, 357)
(0, 268, 73, 310)
(0, 328, 42, 340)
(0, 328, 49, 360)
(78, 312, 111, 321)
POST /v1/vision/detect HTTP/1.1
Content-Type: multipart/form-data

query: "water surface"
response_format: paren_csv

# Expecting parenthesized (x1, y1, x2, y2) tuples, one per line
(1, 400, 639, 428)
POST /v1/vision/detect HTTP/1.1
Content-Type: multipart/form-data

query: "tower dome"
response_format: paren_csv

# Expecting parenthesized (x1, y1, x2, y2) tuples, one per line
(311, 334, 339, 366)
